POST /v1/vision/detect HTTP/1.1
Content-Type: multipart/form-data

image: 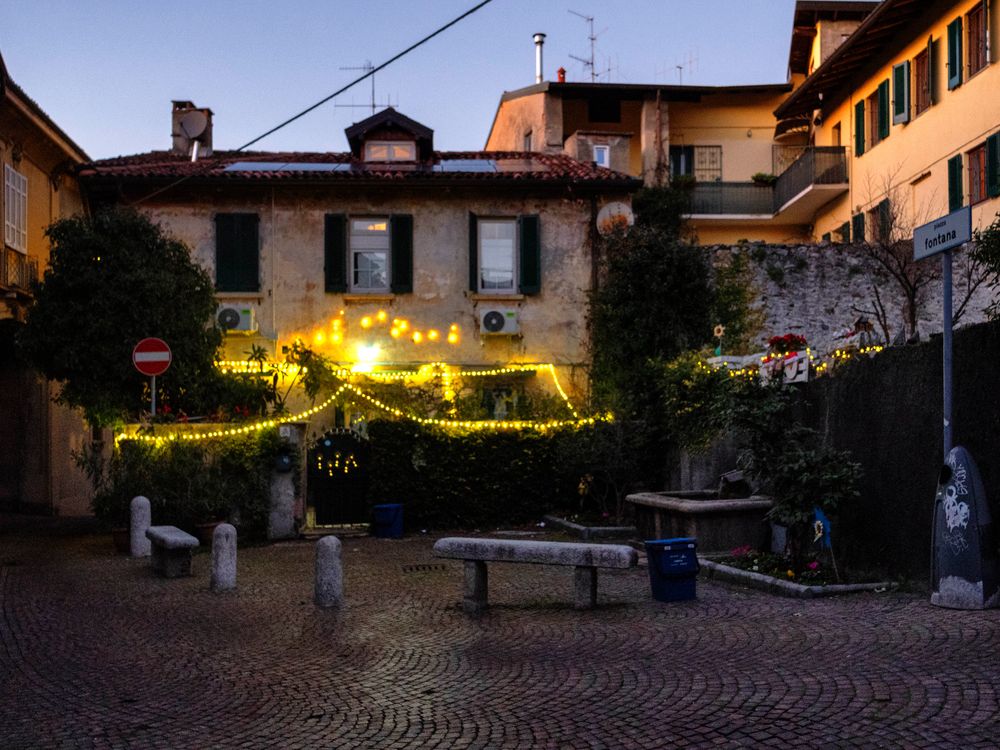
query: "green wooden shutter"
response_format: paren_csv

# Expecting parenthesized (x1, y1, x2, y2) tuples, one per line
(876, 199, 891, 244)
(838, 221, 851, 243)
(854, 100, 865, 156)
(948, 154, 964, 211)
(468, 213, 478, 292)
(852, 213, 865, 243)
(389, 214, 413, 293)
(927, 36, 936, 106)
(215, 213, 259, 292)
(893, 61, 910, 124)
(518, 215, 541, 295)
(986, 133, 1000, 198)
(324, 214, 347, 293)
(878, 80, 890, 140)
(948, 17, 963, 90)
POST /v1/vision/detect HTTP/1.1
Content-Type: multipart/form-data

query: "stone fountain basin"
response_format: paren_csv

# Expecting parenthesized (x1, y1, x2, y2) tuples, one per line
(626, 491, 773, 553)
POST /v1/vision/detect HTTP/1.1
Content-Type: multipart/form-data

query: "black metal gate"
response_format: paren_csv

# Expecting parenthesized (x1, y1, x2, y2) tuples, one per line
(307, 429, 370, 525)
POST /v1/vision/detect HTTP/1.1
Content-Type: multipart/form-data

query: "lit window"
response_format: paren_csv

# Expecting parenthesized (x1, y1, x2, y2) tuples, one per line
(4, 164, 28, 253)
(593, 144, 610, 168)
(364, 141, 416, 162)
(478, 219, 516, 292)
(350, 218, 390, 291)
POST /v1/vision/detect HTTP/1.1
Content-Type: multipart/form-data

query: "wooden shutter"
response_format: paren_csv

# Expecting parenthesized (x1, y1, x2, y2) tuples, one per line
(468, 213, 478, 292)
(854, 100, 865, 156)
(948, 17, 963, 90)
(986, 132, 1000, 198)
(215, 213, 259, 292)
(518, 215, 541, 295)
(948, 154, 964, 211)
(892, 61, 910, 124)
(389, 214, 413, 293)
(324, 214, 347, 293)
(878, 80, 890, 140)
(986, 0, 993, 64)
(852, 213, 865, 243)
(839, 221, 851, 243)
(876, 199, 891, 244)
(927, 36, 936, 106)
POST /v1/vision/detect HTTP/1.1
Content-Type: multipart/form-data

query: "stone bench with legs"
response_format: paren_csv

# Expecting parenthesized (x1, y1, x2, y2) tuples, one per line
(145, 525, 200, 578)
(433, 537, 638, 613)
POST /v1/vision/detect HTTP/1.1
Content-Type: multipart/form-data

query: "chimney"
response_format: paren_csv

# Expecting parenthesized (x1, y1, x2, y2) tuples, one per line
(171, 100, 213, 159)
(557, 67, 566, 83)
(533, 33, 546, 84)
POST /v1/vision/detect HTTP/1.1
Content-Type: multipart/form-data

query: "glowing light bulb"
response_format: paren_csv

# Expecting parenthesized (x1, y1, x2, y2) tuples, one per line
(447, 332, 459, 344)
(331, 332, 343, 344)
(376, 310, 388, 323)
(313, 331, 325, 345)
(427, 329, 440, 341)
(360, 316, 373, 329)
(412, 331, 423, 344)
(398, 320, 409, 332)
(390, 328, 401, 338)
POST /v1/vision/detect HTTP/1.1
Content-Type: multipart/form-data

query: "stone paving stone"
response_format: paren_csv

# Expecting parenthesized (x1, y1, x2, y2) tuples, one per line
(1, 521, 1000, 748)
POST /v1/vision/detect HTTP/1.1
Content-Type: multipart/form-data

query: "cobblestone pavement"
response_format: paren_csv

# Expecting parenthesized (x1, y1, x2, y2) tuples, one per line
(2, 521, 1000, 749)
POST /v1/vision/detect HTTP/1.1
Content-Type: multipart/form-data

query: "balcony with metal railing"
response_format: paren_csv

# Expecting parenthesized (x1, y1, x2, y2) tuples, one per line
(685, 147, 848, 225)
(1, 248, 39, 294)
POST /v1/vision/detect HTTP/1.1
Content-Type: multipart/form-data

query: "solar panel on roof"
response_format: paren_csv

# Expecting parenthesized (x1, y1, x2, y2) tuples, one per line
(432, 159, 497, 173)
(224, 161, 352, 172)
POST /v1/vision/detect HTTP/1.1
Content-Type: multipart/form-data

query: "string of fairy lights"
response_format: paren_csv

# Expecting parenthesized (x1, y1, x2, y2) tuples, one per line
(708, 343, 886, 379)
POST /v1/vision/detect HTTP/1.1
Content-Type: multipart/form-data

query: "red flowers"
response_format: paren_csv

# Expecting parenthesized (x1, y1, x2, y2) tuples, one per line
(767, 333, 808, 355)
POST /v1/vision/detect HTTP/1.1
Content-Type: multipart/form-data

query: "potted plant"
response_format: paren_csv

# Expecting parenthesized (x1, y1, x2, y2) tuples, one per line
(751, 172, 777, 186)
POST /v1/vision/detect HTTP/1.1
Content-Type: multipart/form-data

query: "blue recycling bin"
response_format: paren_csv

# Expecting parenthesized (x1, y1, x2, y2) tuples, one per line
(645, 537, 699, 602)
(372, 503, 404, 539)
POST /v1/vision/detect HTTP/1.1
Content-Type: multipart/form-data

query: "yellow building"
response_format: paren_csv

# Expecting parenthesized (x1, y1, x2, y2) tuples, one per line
(777, 0, 1000, 241)
(1, 51, 91, 515)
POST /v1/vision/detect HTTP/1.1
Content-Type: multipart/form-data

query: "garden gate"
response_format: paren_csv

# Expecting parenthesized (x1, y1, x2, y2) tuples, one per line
(307, 429, 370, 525)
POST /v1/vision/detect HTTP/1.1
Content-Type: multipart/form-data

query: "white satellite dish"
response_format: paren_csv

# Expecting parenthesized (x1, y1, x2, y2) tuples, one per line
(596, 201, 635, 235)
(179, 110, 208, 140)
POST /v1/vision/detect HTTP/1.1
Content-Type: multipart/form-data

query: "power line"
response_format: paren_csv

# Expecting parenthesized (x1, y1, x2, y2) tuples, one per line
(128, 0, 494, 206)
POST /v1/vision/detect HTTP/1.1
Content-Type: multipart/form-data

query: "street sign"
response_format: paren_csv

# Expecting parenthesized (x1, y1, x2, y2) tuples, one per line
(132, 338, 172, 377)
(914, 206, 971, 260)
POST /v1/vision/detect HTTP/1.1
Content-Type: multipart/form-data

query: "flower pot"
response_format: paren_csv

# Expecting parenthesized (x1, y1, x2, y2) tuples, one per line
(195, 520, 224, 546)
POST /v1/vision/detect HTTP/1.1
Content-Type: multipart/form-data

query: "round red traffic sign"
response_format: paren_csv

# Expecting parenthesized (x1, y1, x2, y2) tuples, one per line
(132, 338, 172, 377)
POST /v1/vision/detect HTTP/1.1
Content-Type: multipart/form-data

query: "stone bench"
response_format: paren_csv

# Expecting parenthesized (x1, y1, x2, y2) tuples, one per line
(433, 537, 638, 613)
(146, 525, 199, 578)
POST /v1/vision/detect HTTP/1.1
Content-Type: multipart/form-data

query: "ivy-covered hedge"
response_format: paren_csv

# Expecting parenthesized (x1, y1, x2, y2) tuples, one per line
(81, 428, 295, 540)
(366, 419, 655, 529)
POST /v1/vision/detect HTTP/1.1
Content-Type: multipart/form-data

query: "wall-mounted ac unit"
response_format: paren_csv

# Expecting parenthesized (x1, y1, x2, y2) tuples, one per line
(479, 308, 519, 335)
(217, 304, 257, 333)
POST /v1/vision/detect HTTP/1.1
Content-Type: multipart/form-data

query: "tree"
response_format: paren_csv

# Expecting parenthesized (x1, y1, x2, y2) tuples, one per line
(970, 212, 1000, 320)
(19, 208, 223, 426)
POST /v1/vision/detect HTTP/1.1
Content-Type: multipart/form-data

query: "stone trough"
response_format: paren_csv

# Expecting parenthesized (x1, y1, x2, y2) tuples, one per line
(626, 491, 772, 553)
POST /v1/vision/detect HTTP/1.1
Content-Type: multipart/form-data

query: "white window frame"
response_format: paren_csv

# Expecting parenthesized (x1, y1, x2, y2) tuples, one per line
(4, 164, 28, 253)
(477, 218, 518, 294)
(363, 141, 416, 162)
(349, 216, 391, 292)
(593, 144, 610, 167)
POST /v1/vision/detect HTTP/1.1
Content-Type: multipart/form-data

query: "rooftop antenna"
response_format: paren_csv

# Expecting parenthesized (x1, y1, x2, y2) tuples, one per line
(568, 10, 609, 82)
(675, 50, 698, 85)
(335, 60, 396, 115)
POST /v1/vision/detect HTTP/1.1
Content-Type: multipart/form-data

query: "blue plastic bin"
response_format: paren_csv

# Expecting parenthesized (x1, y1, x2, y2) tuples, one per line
(372, 503, 404, 538)
(645, 537, 699, 602)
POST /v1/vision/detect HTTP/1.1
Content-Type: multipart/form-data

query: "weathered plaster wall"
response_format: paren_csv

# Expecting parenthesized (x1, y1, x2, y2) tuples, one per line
(484, 92, 562, 153)
(707, 241, 996, 349)
(143, 187, 621, 404)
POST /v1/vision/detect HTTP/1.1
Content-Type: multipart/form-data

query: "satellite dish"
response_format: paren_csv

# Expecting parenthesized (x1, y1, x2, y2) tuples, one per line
(482, 310, 506, 333)
(217, 307, 241, 330)
(179, 110, 208, 139)
(596, 201, 635, 235)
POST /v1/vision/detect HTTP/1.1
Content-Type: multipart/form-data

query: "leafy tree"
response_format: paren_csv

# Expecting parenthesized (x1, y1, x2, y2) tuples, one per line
(971, 212, 1000, 319)
(19, 208, 222, 426)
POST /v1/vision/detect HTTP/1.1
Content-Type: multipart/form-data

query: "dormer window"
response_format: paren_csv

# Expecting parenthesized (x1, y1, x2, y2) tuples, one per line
(364, 141, 416, 162)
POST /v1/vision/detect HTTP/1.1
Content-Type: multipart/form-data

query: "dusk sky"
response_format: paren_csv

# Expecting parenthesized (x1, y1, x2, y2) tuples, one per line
(3, 0, 802, 159)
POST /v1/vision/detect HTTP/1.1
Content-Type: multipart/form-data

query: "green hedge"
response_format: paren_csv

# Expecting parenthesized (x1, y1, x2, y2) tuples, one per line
(366, 419, 655, 529)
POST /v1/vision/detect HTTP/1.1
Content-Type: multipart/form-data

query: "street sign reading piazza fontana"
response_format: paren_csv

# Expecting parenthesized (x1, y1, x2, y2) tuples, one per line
(913, 206, 971, 260)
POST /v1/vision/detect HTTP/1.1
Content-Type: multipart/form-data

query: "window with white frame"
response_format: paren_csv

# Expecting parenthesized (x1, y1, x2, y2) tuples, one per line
(4, 164, 28, 253)
(478, 219, 516, 292)
(593, 144, 610, 167)
(350, 217, 390, 290)
(364, 141, 416, 162)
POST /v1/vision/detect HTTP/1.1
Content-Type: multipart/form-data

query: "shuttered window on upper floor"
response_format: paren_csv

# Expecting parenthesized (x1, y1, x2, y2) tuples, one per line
(215, 213, 260, 292)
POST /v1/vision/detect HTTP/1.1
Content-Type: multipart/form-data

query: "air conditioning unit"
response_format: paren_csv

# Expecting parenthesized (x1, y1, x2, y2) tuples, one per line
(217, 304, 257, 333)
(479, 308, 520, 335)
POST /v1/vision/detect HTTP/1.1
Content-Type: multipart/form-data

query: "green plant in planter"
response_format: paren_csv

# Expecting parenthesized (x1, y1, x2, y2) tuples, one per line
(751, 172, 777, 186)
(740, 425, 861, 570)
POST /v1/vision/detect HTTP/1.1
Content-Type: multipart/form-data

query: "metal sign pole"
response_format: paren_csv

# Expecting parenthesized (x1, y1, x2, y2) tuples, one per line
(151, 375, 157, 417)
(942, 249, 953, 458)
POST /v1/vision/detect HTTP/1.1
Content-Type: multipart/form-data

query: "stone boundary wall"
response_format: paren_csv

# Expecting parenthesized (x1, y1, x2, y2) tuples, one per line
(704, 242, 996, 350)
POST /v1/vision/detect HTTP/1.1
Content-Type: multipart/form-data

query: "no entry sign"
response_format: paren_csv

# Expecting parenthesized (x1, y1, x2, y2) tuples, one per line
(132, 338, 172, 377)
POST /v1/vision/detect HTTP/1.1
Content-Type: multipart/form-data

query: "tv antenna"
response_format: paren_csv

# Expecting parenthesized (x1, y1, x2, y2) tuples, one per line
(568, 10, 609, 82)
(674, 50, 698, 85)
(335, 60, 398, 115)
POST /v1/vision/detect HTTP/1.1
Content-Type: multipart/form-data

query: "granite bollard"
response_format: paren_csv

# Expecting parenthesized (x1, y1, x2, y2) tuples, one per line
(315, 536, 343, 607)
(211, 523, 237, 593)
(130, 496, 151, 558)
